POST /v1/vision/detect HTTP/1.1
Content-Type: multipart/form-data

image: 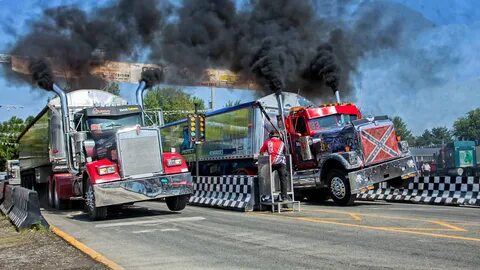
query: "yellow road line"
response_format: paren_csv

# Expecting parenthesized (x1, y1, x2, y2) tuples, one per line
(349, 213, 362, 221)
(51, 226, 124, 270)
(301, 209, 468, 232)
(302, 208, 464, 225)
(250, 213, 480, 243)
(431, 220, 467, 232)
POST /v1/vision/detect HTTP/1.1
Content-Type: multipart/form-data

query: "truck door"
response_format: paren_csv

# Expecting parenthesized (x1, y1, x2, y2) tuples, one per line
(290, 116, 315, 170)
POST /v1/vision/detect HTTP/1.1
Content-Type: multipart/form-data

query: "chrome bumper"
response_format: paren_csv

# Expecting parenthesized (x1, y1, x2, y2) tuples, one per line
(93, 172, 193, 207)
(348, 156, 418, 194)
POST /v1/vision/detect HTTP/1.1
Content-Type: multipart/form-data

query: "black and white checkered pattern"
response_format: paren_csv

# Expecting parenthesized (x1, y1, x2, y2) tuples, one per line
(188, 176, 255, 211)
(358, 176, 480, 206)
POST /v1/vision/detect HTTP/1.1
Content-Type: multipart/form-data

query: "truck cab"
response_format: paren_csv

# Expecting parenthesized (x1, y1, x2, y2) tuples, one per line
(19, 88, 192, 221)
(286, 103, 361, 171)
(283, 102, 417, 204)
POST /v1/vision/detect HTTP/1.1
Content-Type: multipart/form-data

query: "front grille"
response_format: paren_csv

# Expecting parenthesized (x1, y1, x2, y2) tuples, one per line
(117, 128, 163, 177)
(358, 122, 400, 166)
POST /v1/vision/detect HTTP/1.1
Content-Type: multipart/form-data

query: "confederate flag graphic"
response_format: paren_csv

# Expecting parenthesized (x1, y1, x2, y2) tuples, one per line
(360, 124, 400, 165)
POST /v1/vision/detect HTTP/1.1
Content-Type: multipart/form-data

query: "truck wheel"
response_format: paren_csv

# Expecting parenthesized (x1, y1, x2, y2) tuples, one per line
(85, 180, 107, 221)
(53, 181, 69, 210)
(48, 181, 54, 207)
(166, 195, 188, 211)
(327, 169, 355, 206)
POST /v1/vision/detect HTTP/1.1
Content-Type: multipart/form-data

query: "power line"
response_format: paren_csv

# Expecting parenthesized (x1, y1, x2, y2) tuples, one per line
(0, 105, 24, 110)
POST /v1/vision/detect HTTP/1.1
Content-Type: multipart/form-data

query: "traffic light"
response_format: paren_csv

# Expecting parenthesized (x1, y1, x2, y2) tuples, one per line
(198, 114, 206, 142)
(187, 114, 196, 142)
(187, 113, 206, 143)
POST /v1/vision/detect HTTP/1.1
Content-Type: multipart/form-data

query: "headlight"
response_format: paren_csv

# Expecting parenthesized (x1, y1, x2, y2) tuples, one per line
(348, 151, 359, 165)
(407, 159, 415, 168)
(399, 141, 409, 153)
(97, 165, 116, 175)
(167, 158, 183, 167)
(457, 168, 464, 176)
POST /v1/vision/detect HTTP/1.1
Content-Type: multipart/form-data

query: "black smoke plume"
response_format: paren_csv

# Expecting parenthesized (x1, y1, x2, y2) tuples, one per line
(304, 44, 340, 93)
(250, 38, 286, 95)
(9, 0, 169, 91)
(29, 59, 54, 91)
(140, 68, 164, 89)
(6, 0, 436, 102)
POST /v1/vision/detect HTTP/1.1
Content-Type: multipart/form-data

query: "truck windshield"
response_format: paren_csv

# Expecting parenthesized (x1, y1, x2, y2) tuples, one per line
(87, 114, 142, 133)
(309, 114, 357, 131)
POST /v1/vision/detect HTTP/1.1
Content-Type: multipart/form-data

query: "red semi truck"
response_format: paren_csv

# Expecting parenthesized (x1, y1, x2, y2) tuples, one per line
(17, 82, 192, 220)
(161, 93, 418, 205)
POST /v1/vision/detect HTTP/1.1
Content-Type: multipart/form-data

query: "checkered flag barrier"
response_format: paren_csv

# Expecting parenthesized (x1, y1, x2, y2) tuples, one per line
(358, 177, 480, 206)
(189, 176, 255, 211)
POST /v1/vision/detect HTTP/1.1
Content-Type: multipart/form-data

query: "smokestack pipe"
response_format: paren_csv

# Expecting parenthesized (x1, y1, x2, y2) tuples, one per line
(275, 92, 290, 155)
(52, 83, 79, 175)
(334, 89, 341, 103)
(135, 81, 147, 124)
(135, 81, 147, 109)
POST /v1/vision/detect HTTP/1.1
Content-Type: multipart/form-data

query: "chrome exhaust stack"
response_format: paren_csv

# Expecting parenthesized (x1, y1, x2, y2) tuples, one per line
(135, 68, 163, 125)
(135, 80, 147, 109)
(52, 83, 79, 175)
(334, 89, 341, 103)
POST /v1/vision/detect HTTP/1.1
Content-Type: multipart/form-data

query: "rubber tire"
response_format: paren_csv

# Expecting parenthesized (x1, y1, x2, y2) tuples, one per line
(85, 180, 107, 221)
(53, 181, 69, 210)
(48, 181, 55, 208)
(166, 195, 188, 211)
(34, 182, 48, 205)
(327, 169, 356, 206)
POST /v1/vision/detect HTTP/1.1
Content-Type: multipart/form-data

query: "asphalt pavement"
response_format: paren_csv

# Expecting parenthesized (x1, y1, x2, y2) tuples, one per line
(42, 201, 480, 270)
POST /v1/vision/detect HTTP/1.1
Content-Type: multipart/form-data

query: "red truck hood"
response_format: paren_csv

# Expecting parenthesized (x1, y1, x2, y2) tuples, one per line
(356, 120, 401, 166)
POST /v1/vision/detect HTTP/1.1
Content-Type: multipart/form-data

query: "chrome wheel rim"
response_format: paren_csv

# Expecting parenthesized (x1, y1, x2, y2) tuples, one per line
(330, 177, 346, 199)
(85, 184, 95, 212)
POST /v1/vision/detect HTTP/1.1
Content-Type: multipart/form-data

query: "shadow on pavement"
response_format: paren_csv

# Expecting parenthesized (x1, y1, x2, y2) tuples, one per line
(42, 200, 180, 222)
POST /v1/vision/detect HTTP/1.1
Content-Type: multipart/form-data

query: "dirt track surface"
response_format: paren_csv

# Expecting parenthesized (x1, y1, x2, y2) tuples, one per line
(0, 215, 107, 270)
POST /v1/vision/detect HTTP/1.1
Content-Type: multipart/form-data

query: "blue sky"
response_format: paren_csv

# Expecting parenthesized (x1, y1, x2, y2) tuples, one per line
(0, 0, 479, 134)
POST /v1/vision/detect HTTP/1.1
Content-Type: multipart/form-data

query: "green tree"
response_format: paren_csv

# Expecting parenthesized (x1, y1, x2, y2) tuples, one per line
(391, 116, 416, 145)
(0, 116, 30, 171)
(143, 87, 205, 123)
(453, 108, 480, 140)
(224, 100, 242, 108)
(415, 127, 452, 147)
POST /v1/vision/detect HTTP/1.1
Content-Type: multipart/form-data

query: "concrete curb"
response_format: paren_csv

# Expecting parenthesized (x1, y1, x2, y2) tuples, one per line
(50, 225, 124, 270)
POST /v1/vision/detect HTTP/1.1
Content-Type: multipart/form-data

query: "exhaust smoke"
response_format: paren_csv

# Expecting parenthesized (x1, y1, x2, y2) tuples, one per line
(4, 0, 477, 133)
(29, 59, 54, 91)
